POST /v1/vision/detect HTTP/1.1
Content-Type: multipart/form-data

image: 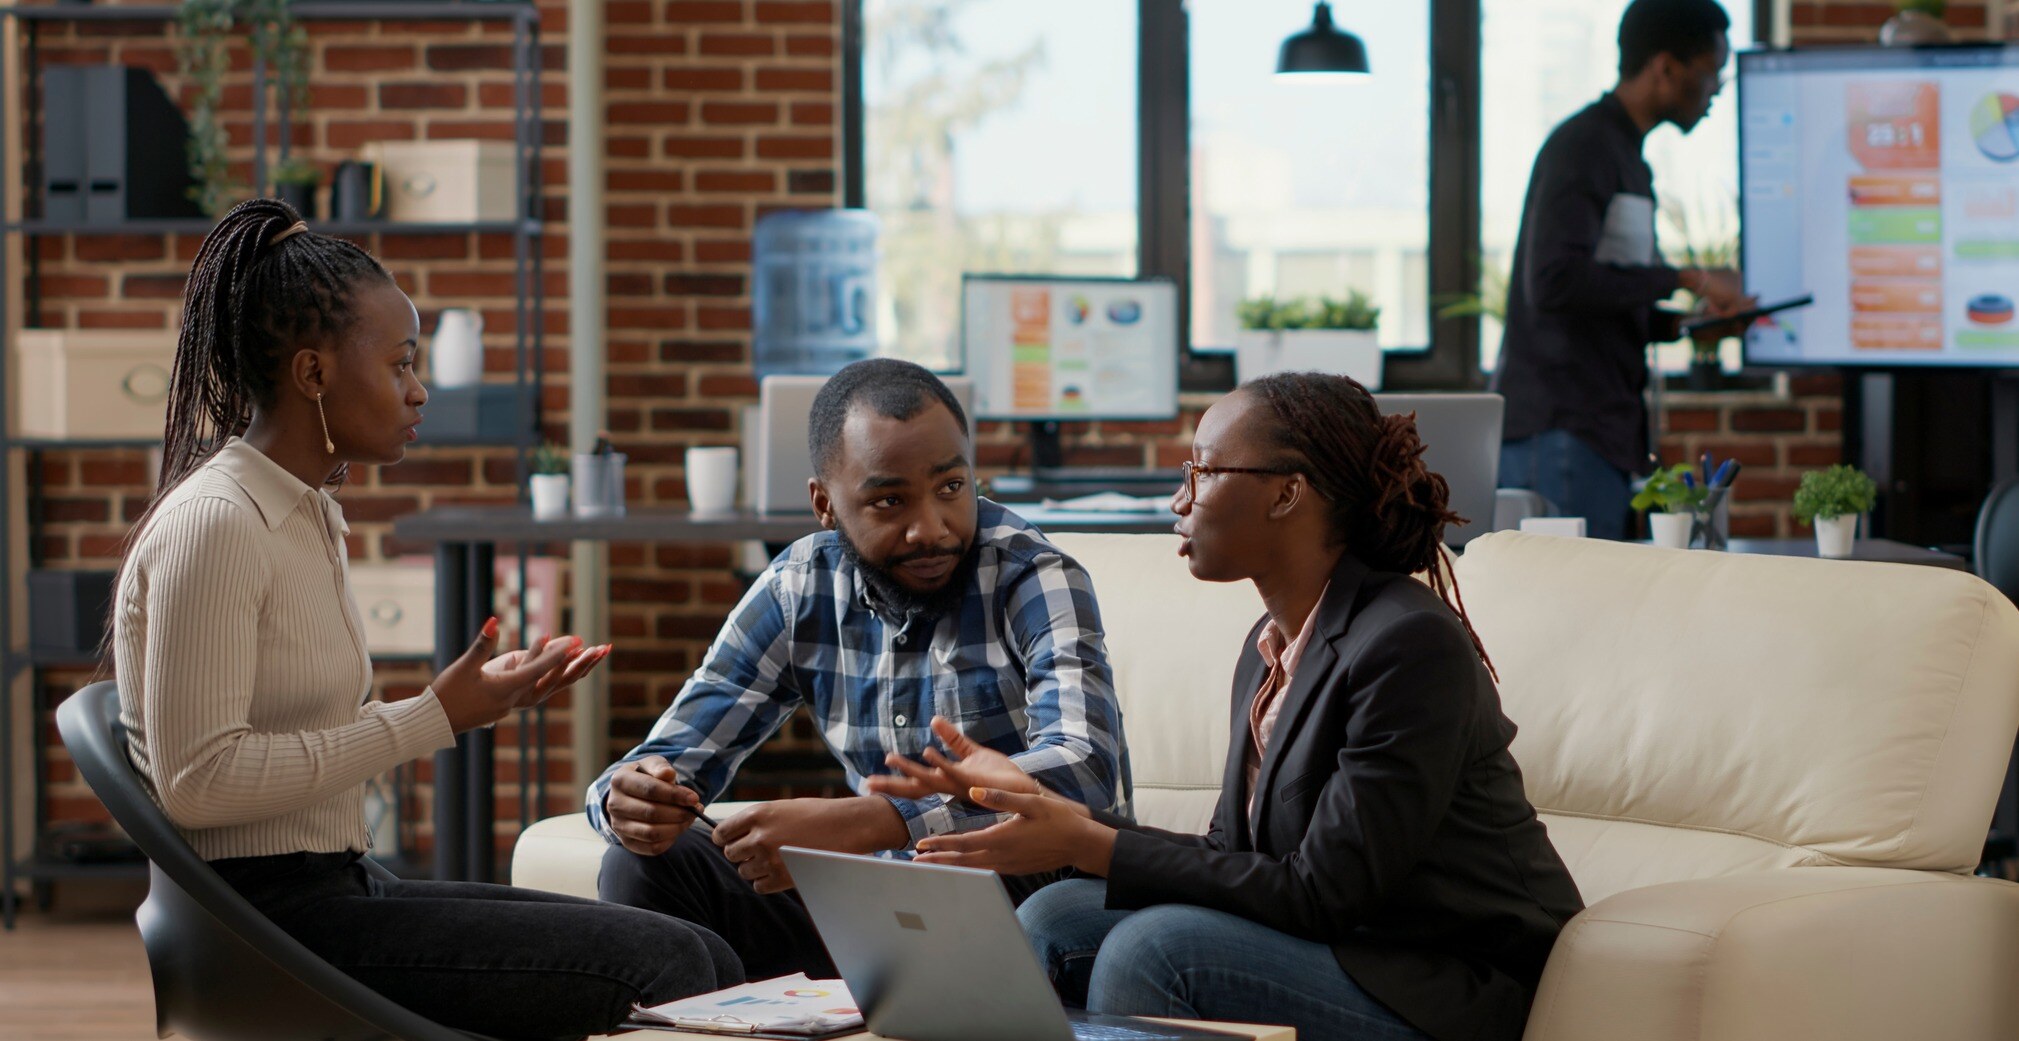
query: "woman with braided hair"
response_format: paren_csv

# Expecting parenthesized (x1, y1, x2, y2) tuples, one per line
(114, 199, 740, 1040)
(865, 373, 1583, 1041)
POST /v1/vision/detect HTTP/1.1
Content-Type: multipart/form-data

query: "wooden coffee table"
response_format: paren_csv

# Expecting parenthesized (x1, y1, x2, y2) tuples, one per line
(600, 1019, 1295, 1040)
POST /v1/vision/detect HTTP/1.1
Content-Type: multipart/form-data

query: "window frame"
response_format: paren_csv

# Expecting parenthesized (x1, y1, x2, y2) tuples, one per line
(842, 0, 1770, 393)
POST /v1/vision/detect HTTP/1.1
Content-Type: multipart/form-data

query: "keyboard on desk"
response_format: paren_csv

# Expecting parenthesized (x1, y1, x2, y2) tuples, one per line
(1031, 466, 1183, 484)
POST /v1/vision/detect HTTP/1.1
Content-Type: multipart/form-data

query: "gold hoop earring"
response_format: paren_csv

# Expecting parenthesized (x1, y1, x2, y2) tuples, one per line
(315, 393, 335, 454)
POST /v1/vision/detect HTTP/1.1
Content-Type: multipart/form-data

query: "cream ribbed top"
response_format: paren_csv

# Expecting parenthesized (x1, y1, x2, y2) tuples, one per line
(114, 438, 454, 861)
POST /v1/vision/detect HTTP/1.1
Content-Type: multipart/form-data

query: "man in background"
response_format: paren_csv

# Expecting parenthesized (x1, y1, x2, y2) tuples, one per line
(1493, 0, 1752, 539)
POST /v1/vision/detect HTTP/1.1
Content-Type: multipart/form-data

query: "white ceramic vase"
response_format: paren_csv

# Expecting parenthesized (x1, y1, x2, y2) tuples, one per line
(529, 473, 570, 521)
(429, 308, 485, 388)
(1815, 514, 1857, 558)
(1649, 511, 1694, 549)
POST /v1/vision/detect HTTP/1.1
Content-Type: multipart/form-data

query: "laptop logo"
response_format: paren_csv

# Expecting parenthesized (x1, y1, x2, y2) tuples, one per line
(895, 911, 927, 932)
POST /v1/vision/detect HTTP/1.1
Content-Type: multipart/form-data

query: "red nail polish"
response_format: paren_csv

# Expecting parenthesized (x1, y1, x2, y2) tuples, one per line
(481, 617, 500, 640)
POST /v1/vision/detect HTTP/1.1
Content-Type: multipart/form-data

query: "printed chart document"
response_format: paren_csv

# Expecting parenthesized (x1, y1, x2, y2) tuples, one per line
(628, 973, 863, 1038)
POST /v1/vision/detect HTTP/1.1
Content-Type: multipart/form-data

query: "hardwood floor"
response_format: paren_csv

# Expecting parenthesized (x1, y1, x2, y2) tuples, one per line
(0, 882, 156, 1041)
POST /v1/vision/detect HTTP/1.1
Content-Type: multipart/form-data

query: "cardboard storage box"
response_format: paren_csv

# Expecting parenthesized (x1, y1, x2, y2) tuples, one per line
(362, 140, 518, 224)
(349, 563, 435, 657)
(348, 558, 561, 657)
(16, 330, 176, 440)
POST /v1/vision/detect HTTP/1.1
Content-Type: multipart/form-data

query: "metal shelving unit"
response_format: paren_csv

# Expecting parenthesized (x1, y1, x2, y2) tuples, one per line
(0, 1, 548, 927)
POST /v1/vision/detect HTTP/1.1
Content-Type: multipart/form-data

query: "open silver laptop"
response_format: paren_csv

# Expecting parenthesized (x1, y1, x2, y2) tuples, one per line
(1370, 392, 1504, 548)
(756, 375, 976, 514)
(781, 847, 1242, 1041)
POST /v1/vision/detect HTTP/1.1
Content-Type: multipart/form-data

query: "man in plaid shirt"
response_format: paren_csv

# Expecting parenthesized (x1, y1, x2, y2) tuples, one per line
(592, 359, 1132, 980)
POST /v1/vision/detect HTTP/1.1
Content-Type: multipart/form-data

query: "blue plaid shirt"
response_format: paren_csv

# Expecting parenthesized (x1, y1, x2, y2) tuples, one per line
(587, 499, 1132, 848)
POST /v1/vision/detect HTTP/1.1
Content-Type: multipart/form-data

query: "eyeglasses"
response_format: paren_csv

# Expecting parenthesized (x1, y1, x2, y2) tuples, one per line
(1178, 460, 1298, 502)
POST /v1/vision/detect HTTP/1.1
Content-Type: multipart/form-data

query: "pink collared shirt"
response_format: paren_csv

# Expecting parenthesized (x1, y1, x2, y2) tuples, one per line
(1245, 584, 1328, 827)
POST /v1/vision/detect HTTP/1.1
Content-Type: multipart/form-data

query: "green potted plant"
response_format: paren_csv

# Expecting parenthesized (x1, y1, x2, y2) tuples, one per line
(1661, 198, 1740, 391)
(176, 0, 311, 218)
(1234, 289, 1383, 389)
(529, 441, 570, 521)
(270, 156, 319, 219)
(1631, 463, 1708, 549)
(1882, 0, 1951, 45)
(1793, 464, 1878, 558)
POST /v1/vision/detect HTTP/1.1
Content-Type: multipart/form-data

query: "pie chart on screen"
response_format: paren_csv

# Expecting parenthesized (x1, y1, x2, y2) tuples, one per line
(1972, 93, 2019, 162)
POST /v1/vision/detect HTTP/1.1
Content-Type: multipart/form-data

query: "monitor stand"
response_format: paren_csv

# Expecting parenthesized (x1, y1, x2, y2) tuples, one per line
(1026, 421, 1065, 470)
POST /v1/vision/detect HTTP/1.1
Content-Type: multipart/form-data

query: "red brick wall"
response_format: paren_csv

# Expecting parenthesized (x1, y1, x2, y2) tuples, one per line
(21, 0, 844, 859)
(1791, 0, 1998, 42)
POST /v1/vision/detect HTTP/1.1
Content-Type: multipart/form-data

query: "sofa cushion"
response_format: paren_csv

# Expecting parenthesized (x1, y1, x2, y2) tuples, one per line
(1457, 532, 2019, 904)
(1046, 533, 1262, 836)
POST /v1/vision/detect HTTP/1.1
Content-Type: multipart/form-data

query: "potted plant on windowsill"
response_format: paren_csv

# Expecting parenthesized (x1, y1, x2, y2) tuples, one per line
(1234, 290, 1383, 388)
(529, 441, 570, 522)
(270, 156, 318, 219)
(1881, 0, 1951, 45)
(1632, 463, 1708, 549)
(1793, 464, 1878, 559)
(1662, 197, 1739, 392)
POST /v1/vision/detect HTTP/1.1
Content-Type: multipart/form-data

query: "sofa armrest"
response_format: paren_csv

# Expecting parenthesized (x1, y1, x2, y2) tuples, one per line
(509, 803, 764, 900)
(1523, 867, 2019, 1041)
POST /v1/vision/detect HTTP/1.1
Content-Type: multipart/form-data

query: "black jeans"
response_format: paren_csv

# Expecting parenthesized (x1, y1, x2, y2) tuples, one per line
(212, 851, 742, 1041)
(598, 826, 1062, 982)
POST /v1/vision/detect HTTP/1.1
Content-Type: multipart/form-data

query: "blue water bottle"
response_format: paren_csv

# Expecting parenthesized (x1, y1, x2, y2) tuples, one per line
(752, 209, 880, 379)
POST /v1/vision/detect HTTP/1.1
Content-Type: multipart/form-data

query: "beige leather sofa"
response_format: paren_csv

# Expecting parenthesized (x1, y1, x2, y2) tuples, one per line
(513, 531, 2019, 1040)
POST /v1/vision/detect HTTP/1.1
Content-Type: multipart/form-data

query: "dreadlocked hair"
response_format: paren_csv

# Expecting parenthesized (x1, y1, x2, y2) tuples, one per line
(155, 197, 392, 503)
(1243, 372, 1498, 682)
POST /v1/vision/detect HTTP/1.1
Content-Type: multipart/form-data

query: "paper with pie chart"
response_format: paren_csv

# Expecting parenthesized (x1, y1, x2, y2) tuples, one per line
(629, 972, 864, 1036)
(1740, 51, 2019, 367)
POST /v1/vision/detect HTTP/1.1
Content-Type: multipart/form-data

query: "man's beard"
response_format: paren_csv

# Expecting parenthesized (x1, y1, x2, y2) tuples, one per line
(835, 525, 980, 620)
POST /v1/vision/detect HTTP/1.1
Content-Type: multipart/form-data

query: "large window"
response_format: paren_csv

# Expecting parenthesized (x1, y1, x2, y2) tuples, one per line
(862, 0, 1138, 370)
(1190, 2, 1432, 352)
(847, 0, 1764, 385)
(1479, 0, 1753, 372)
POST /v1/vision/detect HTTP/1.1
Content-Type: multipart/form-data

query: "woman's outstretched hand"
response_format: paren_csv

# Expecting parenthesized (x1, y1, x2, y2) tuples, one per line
(434, 617, 611, 733)
(912, 787, 1116, 877)
(864, 716, 1041, 802)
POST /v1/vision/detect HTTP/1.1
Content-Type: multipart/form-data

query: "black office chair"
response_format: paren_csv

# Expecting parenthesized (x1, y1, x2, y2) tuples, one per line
(56, 682, 492, 1041)
(1974, 480, 2019, 875)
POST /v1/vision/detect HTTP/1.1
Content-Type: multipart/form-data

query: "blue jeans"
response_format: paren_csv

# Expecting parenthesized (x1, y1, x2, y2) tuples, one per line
(1018, 879, 1429, 1041)
(1499, 429, 1632, 540)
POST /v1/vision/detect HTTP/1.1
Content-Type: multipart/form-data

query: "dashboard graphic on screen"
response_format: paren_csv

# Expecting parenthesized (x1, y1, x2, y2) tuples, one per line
(960, 275, 1179, 420)
(1741, 45, 2019, 368)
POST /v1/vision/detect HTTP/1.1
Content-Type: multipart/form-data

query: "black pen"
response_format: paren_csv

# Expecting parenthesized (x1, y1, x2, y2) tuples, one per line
(677, 784, 722, 829)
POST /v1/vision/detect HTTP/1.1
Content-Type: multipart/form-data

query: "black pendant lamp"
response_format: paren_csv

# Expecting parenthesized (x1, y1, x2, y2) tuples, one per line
(1276, 2, 1370, 77)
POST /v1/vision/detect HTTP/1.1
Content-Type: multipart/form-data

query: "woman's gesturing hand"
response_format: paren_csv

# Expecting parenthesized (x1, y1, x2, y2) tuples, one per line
(434, 617, 611, 733)
(863, 716, 1041, 802)
(912, 787, 1116, 877)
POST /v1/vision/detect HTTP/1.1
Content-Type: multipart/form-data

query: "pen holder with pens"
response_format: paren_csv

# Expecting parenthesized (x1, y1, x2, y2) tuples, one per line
(572, 451, 627, 518)
(1689, 489, 1731, 551)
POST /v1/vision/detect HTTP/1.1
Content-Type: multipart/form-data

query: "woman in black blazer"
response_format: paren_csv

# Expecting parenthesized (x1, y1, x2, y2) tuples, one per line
(867, 373, 1583, 1041)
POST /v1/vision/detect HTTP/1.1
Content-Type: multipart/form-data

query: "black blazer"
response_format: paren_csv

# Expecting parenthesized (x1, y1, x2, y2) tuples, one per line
(1098, 553, 1583, 1041)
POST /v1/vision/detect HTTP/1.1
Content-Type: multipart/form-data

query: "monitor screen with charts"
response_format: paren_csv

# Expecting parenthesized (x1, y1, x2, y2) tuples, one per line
(1741, 44, 2019, 368)
(961, 275, 1180, 421)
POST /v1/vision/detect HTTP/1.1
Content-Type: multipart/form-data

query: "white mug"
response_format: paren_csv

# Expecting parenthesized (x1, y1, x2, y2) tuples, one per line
(687, 446, 740, 515)
(430, 308, 485, 388)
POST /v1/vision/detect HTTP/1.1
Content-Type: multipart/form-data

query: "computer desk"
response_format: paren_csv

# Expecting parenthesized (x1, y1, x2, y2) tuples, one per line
(389, 503, 1178, 884)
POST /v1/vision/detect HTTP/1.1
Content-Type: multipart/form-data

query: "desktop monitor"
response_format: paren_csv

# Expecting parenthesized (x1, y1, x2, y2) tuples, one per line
(961, 275, 1181, 422)
(1740, 44, 2019, 368)
(1372, 393, 1504, 549)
